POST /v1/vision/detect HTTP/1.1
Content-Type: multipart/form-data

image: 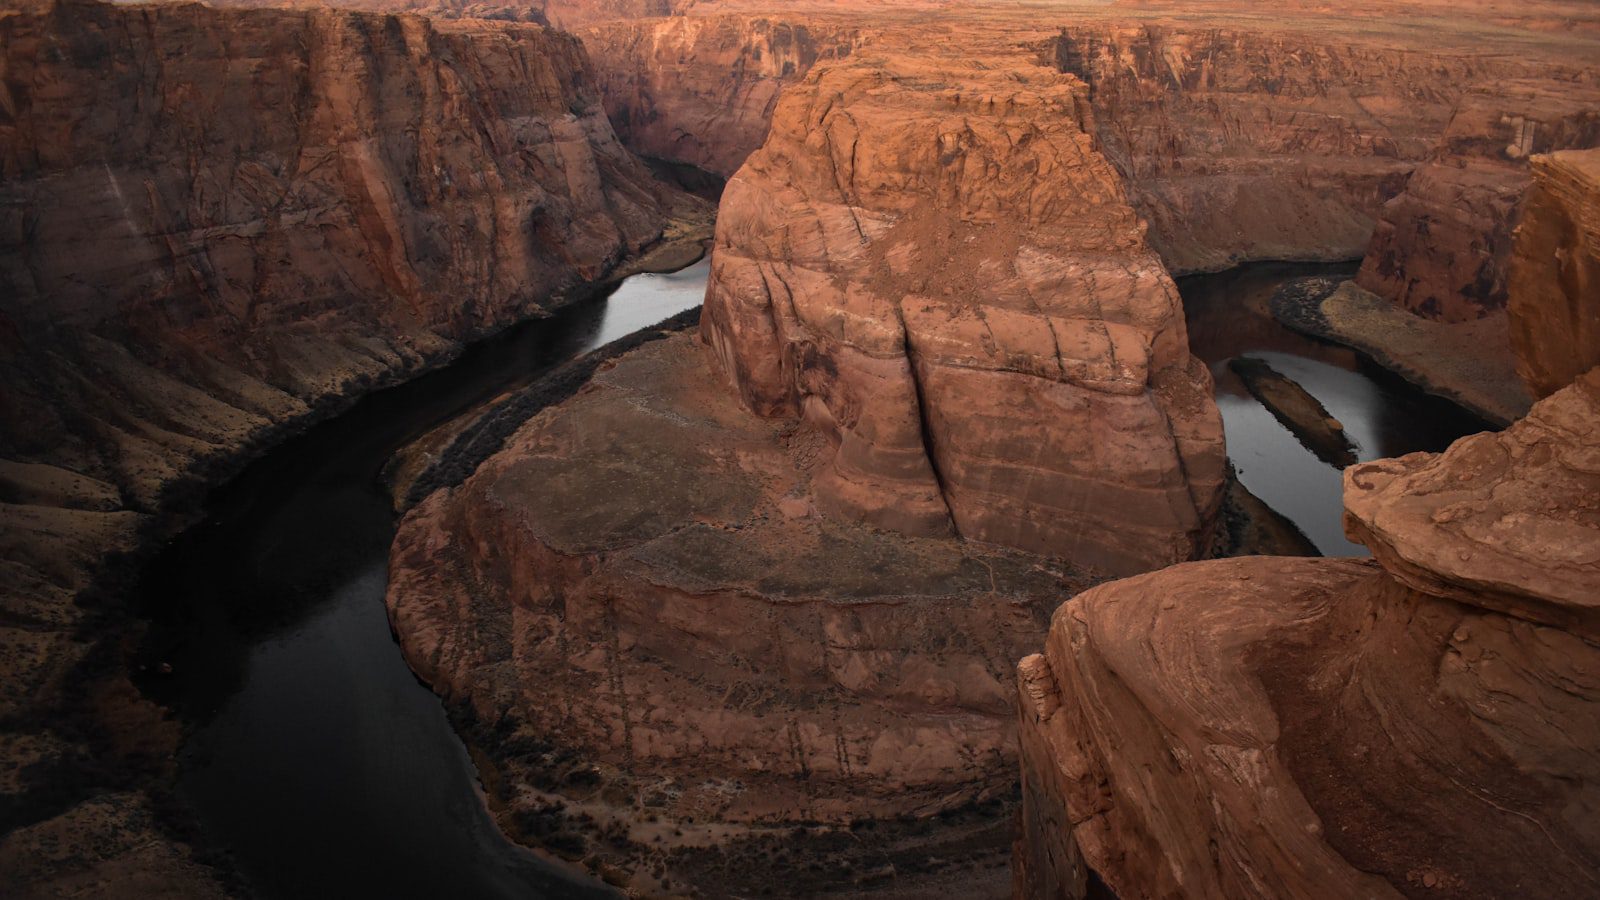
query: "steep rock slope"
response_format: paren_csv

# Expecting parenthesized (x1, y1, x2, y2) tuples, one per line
(389, 331, 1080, 896)
(576, 14, 864, 178)
(1355, 84, 1600, 321)
(0, 0, 682, 891)
(1509, 148, 1600, 397)
(1014, 367, 1600, 898)
(702, 55, 1226, 575)
(1044, 26, 1600, 277)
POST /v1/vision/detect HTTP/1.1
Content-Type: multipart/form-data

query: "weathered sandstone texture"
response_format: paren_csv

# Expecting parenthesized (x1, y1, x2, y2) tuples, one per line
(702, 55, 1227, 575)
(1015, 368, 1600, 899)
(389, 333, 1084, 896)
(1356, 84, 1600, 321)
(564, 5, 1599, 281)
(578, 15, 865, 177)
(1509, 149, 1600, 398)
(0, 0, 689, 892)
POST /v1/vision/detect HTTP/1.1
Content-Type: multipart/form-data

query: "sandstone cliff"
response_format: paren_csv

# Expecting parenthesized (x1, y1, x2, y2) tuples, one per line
(1509, 148, 1600, 397)
(576, 15, 864, 178)
(1356, 83, 1600, 322)
(0, 0, 685, 891)
(1014, 367, 1600, 898)
(702, 55, 1227, 575)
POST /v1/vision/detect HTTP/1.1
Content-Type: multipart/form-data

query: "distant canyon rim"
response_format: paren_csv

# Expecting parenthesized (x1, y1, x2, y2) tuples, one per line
(1, 1, 1597, 898)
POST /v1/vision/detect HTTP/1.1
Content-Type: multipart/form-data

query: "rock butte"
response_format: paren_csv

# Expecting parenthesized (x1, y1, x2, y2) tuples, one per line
(386, 51, 1222, 893)
(701, 54, 1226, 575)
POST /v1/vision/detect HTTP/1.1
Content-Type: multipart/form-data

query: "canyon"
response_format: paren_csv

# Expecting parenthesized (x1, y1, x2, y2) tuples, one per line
(1015, 148, 1600, 899)
(1, 0, 1598, 898)
(0, 0, 703, 893)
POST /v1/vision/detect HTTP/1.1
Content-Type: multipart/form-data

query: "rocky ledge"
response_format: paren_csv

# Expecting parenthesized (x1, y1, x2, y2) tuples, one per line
(1015, 366, 1600, 899)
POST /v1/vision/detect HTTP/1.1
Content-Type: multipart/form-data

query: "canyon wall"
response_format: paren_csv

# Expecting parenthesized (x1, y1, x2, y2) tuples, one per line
(576, 15, 864, 178)
(568, 9, 1599, 287)
(0, 0, 684, 891)
(1509, 148, 1600, 397)
(702, 54, 1226, 575)
(1015, 365, 1600, 899)
(1, 0, 675, 586)
(1355, 84, 1600, 321)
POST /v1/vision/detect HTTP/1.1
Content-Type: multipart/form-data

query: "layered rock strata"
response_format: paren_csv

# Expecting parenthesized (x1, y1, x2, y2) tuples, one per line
(389, 332, 1082, 896)
(577, 15, 865, 178)
(1015, 368, 1600, 899)
(1356, 84, 1600, 321)
(1509, 148, 1600, 398)
(0, 0, 687, 891)
(702, 55, 1227, 575)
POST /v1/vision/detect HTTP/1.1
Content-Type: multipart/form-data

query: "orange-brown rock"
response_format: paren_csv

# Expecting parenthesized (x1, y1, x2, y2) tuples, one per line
(0, 0, 686, 892)
(1015, 369, 1600, 899)
(702, 54, 1227, 575)
(1356, 84, 1600, 322)
(0, 0, 682, 604)
(1509, 148, 1600, 397)
(577, 15, 865, 178)
(388, 332, 1084, 896)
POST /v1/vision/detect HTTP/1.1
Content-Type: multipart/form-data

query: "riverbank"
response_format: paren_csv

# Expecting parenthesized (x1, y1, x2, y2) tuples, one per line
(1271, 277, 1533, 427)
(0, 215, 712, 897)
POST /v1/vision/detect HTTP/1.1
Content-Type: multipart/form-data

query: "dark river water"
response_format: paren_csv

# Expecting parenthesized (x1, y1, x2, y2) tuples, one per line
(131, 257, 1484, 898)
(1177, 261, 1489, 554)
(136, 259, 708, 899)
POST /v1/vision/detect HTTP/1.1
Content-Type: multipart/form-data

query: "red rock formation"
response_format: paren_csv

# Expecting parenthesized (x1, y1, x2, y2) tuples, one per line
(576, 15, 864, 177)
(0, 0, 677, 550)
(1356, 84, 1600, 322)
(702, 55, 1227, 575)
(1015, 368, 1600, 899)
(388, 332, 1080, 895)
(1509, 149, 1600, 397)
(0, 1, 687, 892)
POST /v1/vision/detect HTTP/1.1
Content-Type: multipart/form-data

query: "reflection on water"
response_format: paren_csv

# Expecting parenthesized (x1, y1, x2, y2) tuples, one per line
(1179, 262, 1490, 555)
(137, 259, 709, 900)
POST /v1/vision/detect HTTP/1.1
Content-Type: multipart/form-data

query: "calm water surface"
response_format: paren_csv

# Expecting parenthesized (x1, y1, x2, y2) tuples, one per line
(1177, 262, 1489, 554)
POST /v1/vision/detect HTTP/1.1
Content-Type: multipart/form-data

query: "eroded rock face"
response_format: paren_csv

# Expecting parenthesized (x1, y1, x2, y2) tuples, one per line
(702, 55, 1227, 575)
(0, 0, 677, 591)
(0, 2, 683, 892)
(389, 333, 1082, 895)
(1509, 149, 1600, 397)
(1355, 84, 1600, 322)
(1015, 369, 1600, 899)
(578, 15, 865, 177)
